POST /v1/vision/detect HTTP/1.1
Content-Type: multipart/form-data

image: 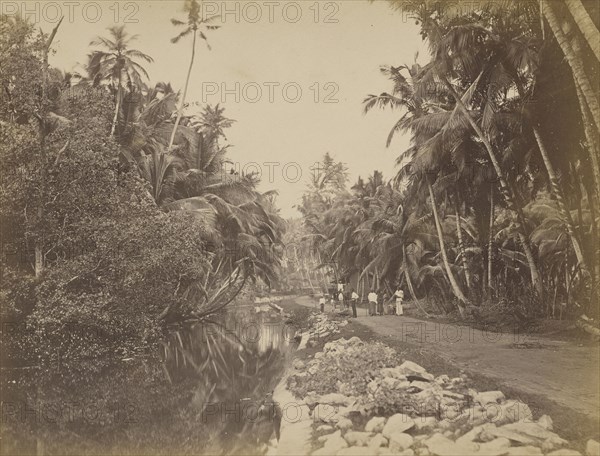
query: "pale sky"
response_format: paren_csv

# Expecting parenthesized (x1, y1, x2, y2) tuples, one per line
(23, 0, 427, 217)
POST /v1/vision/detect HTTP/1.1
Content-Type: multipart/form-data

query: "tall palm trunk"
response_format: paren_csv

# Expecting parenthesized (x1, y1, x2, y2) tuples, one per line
(427, 180, 468, 313)
(510, 70, 592, 280)
(572, 54, 600, 204)
(488, 188, 495, 299)
(564, 0, 600, 62)
(542, 0, 600, 132)
(168, 28, 197, 152)
(441, 76, 544, 298)
(110, 71, 123, 137)
(532, 129, 590, 277)
(454, 196, 472, 290)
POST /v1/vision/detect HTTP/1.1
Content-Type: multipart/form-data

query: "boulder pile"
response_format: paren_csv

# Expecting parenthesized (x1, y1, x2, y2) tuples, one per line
(306, 313, 348, 342)
(287, 337, 599, 456)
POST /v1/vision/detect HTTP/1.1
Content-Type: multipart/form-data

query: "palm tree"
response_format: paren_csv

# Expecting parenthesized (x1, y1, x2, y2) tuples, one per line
(168, 0, 220, 152)
(88, 25, 153, 136)
(364, 63, 471, 310)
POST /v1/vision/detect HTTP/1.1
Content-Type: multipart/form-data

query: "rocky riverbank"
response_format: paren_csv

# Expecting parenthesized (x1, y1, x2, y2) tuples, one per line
(269, 313, 600, 456)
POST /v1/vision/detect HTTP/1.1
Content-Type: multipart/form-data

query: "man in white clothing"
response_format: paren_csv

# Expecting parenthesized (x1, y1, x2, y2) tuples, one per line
(394, 288, 404, 316)
(368, 289, 378, 316)
(350, 289, 359, 318)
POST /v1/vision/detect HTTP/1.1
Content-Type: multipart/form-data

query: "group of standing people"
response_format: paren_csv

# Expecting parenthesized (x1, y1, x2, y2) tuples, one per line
(367, 288, 404, 316)
(318, 282, 405, 318)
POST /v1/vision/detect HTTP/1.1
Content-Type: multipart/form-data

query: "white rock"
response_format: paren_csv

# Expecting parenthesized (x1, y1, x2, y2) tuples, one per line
(323, 434, 349, 452)
(546, 450, 582, 456)
(337, 446, 378, 456)
(380, 367, 409, 380)
(537, 414, 553, 431)
(388, 432, 414, 452)
(398, 361, 435, 381)
(344, 431, 374, 447)
(382, 413, 416, 439)
(505, 446, 543, 455)
(314, 404, 340, 423)
(311, 447, 334, 456)
(336, 418, 354, 432)
(368, 434, 388, 448)
(320, 393, 355, 406)
(365, 417, 387, 433)
(410, 381, 434, 391)
(413, 416, 437, 432)
(423, 433, 479, 456)
(317, 425, 334, 432)
(477, 438, 511, 456)
(435, 375, 450, 385)
(489, 422, 567, 451)
(587, 439, 600, 456)
(293, 359, 306, 370)
(474, 391, 506, 405)
(318, 430, 342, 443)
(455, 424, 489, 444)
(492, 400, 533, 426)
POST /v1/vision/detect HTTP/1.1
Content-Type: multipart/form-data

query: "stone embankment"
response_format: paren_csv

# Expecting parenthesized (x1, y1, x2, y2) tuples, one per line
(269, 314, 600, 456)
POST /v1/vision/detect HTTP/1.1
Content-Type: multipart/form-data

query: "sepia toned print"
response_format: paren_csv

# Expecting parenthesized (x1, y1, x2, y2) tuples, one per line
(0, 0, 599, 455)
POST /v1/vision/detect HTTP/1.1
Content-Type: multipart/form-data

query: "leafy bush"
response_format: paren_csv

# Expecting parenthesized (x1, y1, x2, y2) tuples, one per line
(289, 337, 400, 398)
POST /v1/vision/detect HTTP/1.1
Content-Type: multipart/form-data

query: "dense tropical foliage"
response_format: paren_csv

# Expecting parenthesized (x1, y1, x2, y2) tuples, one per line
(0, 10, 284, 363)
(297, 0, 599, 321)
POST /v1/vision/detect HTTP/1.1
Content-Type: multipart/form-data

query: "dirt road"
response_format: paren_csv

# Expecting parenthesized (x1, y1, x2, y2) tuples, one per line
(292, 296, 600, 418)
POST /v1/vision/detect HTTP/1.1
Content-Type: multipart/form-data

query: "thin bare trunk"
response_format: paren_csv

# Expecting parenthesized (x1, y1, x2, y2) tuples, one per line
(428, 180, 468, 313)
(110, 76, 122, 137)
(35, 18, 64, 278)
(488, 189, 494, 299)
(454, 197, 472, 290)
(168, 29, 197, 152)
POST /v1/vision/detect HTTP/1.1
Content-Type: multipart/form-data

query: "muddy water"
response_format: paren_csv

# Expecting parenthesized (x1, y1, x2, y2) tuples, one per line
(2, 306, 296, 455)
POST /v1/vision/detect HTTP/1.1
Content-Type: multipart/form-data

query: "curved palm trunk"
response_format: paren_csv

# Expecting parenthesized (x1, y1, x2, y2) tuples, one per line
(441, 76, 544, 299)
(564, 0, 600, 62)
(428, 180, 468, 314)
(454, 197, 472, 291)
(542, 0, 600, 132)
(110, 72, 123, 137)
(168, 29, 197, 152)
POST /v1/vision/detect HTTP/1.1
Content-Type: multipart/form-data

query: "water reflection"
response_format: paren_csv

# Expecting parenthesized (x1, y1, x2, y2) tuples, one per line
(2, 307, 295, 455)
(162, 308, 294, 453)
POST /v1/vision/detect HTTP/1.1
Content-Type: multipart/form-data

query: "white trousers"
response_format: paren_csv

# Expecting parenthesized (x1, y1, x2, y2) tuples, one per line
(395, 300, 403, 315)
